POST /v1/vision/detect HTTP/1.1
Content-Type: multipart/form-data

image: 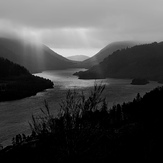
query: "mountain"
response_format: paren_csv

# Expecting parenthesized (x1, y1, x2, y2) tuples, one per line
(74, 42, 163, 82)
(0, 57, 30, 78)
(81, 41, 138, 68)
(67, 55, 90, 61)
(0, 37, 78, 73)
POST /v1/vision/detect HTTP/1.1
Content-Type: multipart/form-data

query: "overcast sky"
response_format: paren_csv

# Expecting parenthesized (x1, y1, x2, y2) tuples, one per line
(0, 0, 163, 57)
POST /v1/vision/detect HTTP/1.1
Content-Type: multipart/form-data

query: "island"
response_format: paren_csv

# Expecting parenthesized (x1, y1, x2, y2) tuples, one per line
(131, 78, 149, 85)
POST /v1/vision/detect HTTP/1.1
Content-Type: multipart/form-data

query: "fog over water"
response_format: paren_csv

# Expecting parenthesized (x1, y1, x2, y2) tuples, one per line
(0, 68, 162, 147)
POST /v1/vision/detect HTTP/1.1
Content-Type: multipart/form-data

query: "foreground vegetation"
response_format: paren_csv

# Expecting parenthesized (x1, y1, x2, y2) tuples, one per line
(0, 84, 162, 162)
(0, 57, 53, 101)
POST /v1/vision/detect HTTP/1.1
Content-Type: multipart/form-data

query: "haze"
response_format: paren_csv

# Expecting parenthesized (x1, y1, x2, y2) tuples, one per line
(0, 0, 163, 57)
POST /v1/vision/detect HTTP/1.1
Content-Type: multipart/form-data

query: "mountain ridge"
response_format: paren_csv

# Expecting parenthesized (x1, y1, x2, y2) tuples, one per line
(80, 41, 139, 68)
(74, 41, 163, 82)
(0, 37, 78, 73)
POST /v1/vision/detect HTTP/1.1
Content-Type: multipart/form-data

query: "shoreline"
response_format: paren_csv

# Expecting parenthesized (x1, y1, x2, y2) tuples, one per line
(0, 75, 54, 102)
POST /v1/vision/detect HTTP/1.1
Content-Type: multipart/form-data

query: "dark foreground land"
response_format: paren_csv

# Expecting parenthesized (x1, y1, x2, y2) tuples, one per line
(0, 57, 53, 102)
(0, 75, 53, 102)
(0, 84, 162, 162)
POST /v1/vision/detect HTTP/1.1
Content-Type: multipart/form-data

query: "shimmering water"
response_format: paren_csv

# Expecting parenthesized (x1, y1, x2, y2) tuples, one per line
(0, 68, 162, 147)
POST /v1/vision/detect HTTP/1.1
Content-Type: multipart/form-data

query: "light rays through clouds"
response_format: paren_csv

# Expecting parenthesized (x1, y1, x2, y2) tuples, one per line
(1, 0, 163, 57)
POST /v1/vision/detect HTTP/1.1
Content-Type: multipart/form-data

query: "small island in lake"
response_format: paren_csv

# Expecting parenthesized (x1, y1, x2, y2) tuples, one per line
(131, 78, 149, 85)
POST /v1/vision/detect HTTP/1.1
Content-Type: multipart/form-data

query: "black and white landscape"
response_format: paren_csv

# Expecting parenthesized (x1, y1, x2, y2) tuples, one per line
(0, 0, 163, 162)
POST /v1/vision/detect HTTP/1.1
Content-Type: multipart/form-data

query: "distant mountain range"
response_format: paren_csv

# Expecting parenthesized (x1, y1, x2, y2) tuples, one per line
(80, 41, 138, 68)
(74, 42, 163, 82)
(67, 55, 90, 61)
(0, 37, 79, 73)
(0, 38, 140, 73)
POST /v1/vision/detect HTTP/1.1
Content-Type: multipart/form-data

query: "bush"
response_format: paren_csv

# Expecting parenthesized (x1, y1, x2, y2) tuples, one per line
(29, 83, 107, 136)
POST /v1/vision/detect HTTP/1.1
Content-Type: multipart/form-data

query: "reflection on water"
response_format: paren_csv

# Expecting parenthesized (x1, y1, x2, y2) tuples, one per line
(0, 68, 162, 147)
(35, 68, 108, 89)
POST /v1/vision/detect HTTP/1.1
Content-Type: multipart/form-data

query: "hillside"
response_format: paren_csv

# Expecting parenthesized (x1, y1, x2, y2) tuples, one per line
(0, 37, 79, 73)
(67, 55, 89, 61)
(80, 41, 138, 68)
(0, 57, 53, 101)
(74, 42, 163, 82)
(0, 57, 30, 78)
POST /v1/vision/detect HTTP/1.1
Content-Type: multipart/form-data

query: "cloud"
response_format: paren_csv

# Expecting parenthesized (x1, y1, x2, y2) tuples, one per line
(1, 0, 163, 51)
(0, 19, 103, 49)
(39, 27, 105, 49)
(0, 0, 111, 28)
(0, 19, 42, 44)
(1, 0, 161, 29)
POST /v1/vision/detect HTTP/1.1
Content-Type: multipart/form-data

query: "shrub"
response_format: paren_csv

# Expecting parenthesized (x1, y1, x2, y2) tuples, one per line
(29, 83, 107, 136)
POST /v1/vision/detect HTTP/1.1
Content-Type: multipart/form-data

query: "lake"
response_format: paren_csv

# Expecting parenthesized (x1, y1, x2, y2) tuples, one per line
(0, 68, 162, 147)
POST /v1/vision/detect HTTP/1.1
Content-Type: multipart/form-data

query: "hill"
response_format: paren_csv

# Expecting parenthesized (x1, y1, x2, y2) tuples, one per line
(0, 57, 30, 78)
(67, 55, 89, 61)
(0, 37, 79, 73)
(74, 42, 163, 82)
(80, 41, 138, 68)
(0, 57, 53, 101)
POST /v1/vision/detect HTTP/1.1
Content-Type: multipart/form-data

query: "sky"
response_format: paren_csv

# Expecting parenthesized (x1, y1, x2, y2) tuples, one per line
(0, 0, 163, 57)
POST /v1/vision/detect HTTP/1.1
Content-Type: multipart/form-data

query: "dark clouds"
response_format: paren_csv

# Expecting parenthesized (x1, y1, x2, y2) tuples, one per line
(0, 0, 163, 56)
(0, 0, 111, 28)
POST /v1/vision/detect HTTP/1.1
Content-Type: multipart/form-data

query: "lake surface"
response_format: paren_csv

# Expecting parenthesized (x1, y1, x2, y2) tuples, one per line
(0, 68, 162, 147)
